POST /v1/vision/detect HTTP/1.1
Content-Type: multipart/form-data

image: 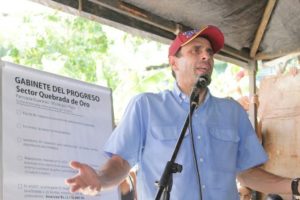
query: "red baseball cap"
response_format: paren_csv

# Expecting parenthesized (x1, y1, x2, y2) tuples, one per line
(168, 25, 224, 56)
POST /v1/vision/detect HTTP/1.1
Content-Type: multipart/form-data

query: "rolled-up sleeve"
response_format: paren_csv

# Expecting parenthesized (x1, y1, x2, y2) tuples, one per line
(103, 94, 146, 168)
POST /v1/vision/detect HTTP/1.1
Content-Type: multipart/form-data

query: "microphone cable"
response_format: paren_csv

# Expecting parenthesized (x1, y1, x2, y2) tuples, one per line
(189, 99, 203, 200)
(188, 74, 210, 200)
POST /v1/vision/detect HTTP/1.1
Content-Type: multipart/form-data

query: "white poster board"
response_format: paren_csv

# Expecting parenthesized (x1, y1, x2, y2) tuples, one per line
(0, 61, 119, 200)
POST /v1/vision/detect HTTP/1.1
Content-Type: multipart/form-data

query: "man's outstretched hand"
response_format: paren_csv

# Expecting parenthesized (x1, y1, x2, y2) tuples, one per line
(65, 161, 102, 196)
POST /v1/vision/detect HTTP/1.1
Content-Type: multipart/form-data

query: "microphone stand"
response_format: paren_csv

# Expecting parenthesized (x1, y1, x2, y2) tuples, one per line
(155, 88, 201, 200)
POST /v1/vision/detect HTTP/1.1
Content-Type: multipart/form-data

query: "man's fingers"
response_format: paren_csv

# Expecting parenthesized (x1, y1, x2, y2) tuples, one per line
(65, 161, 85, 186)
(69, 161, 83, 170)
(66, 177, 87, 193)
(65, 177, 77, 184)
(89, 185, 101, 193)
(80, 186, 100, 196)
(71, 184, 85, 193)
(65, 161, 101, 196)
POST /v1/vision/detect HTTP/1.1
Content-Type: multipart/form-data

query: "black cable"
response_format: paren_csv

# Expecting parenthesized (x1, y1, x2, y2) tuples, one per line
(189, 102, 203, 200)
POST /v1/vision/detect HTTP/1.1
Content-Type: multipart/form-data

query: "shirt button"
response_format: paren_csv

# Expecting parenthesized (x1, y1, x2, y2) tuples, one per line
(197, 135, 201, 140)
(199, 158, 204, 162)
(202, 185, 206, 189)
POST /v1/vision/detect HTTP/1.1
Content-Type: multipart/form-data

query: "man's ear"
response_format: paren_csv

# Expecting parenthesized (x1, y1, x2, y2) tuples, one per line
(169, 55, 178, 71)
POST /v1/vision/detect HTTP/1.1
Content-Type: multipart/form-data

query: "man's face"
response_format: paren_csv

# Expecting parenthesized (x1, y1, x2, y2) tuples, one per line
(169, 37, 214, 94)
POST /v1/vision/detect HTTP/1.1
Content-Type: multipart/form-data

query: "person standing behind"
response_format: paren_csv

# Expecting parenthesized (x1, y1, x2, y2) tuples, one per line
(237, 181, 253, 200)
(265, 194, 283, 200)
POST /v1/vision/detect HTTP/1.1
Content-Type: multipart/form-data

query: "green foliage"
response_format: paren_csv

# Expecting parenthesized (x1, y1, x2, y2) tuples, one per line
(122, 34, 152, 53)
(0, 46, 6, 57)
(214, 60, 228, 74)
(101, 64, 120, 91)
(1, 11, 110, 82)
(0, 8, 171, 120)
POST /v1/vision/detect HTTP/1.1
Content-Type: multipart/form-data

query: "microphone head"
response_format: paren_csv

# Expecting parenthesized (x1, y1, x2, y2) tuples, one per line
(195, 74, 211, 88)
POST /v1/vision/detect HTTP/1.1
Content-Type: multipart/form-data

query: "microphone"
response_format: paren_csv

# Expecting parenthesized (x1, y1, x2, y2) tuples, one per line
(194, 74, 211, 88)
(190, 75, 211, 105)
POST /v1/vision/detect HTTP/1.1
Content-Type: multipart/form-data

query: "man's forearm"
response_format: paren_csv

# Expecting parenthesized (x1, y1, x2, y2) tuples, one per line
(98, 155, 131, 189)
(237, 167, 293, 194)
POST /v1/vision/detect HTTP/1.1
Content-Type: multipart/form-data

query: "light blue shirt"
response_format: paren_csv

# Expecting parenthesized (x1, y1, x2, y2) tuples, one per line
(104, 83, 268, 200)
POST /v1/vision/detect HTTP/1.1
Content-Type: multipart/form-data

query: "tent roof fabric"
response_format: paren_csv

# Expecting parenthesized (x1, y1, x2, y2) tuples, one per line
(32, 0, 300, 66)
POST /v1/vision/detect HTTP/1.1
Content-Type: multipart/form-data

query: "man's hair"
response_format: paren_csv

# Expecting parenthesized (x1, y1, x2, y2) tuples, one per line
(171, 48, 182, 78)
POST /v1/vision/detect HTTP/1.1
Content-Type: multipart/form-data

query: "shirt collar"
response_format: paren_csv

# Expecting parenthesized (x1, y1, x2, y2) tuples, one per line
(173, 82, 188, 103)
(172, 82, 211, 105)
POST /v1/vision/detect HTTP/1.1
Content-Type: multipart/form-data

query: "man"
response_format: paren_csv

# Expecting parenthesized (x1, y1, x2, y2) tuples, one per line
(65, 25, 299, 199)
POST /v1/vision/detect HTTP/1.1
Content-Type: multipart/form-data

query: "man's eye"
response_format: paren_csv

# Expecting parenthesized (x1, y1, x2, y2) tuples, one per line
(192, 47, 200, 54)
(207, 49, 214, 56)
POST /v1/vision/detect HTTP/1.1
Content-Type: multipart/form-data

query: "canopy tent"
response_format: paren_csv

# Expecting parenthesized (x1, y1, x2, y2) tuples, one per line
(32, 0, 300, 68)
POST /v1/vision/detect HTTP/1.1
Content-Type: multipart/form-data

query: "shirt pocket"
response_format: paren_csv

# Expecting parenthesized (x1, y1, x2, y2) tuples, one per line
(142, 125, 180, 164)
(209, 127, 240, 142)
(206, 127, 240, 172)
(144, 125, 190, 158)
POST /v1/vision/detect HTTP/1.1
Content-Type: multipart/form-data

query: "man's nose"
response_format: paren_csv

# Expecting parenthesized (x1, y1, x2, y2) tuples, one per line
(200, 51, 211, 60)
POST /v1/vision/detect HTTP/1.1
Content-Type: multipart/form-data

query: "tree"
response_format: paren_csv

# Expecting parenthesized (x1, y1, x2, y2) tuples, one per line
(0, 7, 172, 120)
(2, 3, 252, 121)
(1, 11, 110, 83)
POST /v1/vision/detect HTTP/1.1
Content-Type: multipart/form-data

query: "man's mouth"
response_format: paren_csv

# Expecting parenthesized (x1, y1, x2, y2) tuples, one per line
(195, 62, 211, 74)
(195, 67, 208, 74)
